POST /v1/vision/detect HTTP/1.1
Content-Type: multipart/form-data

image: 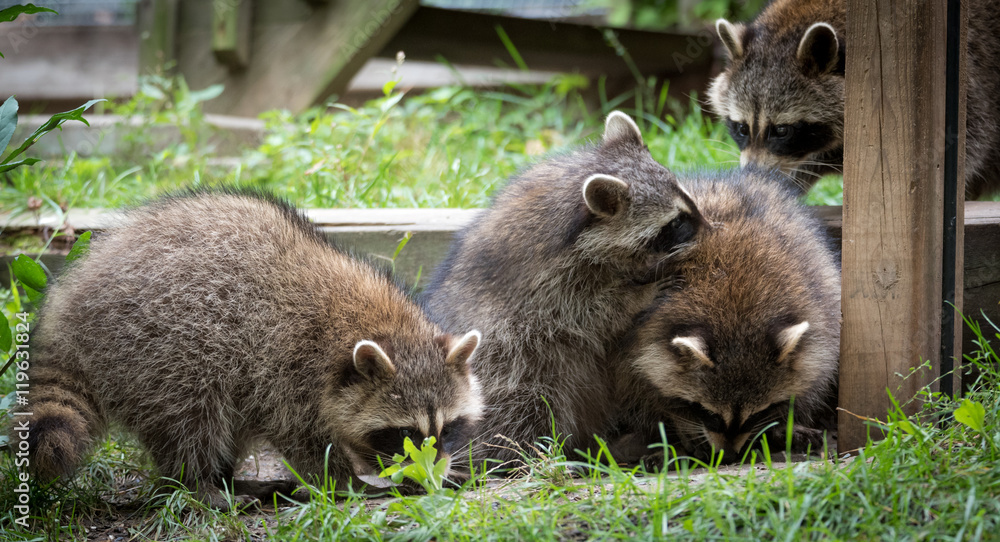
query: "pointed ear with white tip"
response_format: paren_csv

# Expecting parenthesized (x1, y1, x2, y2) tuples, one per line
(797, 23, 839, 75)
(583, 174, 630, 218)
(602, 111, 645, 147)
(776, 321, 810, 365)
(445, 330, 481, 366)
(716, 19, 745, 61)
(353, 340, 396, 380)
(671, 336, 714, 368)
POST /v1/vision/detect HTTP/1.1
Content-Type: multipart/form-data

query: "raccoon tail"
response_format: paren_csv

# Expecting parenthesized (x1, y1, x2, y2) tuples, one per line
(12, 364, 105, 484)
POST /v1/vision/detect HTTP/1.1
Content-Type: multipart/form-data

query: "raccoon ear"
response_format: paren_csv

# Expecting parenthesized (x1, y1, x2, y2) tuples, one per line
(797, 23, 839, 75)
(444, 330, 481, 367)
(776, 321, 810, 365)
(583, 174, 630, 218)
(671, 336, 714, 368)
(716, 19, 745, 61)
(353, 340, 396, 380)
(602, 111, 645, 148)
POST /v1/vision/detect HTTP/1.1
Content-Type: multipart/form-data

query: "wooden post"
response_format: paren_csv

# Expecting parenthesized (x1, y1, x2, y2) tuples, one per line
(212, 0, 253, 69)
(840, 0, 966, 450)
(137, 0, 179, 74)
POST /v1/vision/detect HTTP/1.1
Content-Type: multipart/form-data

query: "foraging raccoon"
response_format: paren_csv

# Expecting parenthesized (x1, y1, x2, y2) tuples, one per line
(422, 112, 706, 467)
(13, 189, 483, 509)
(708, 0, 1000, 199)
(618, 168, 840, 463)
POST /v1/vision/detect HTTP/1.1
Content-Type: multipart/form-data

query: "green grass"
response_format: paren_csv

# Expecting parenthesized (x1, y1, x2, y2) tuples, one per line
(0, 74, 753, 215)
(2, 295, 998, 540)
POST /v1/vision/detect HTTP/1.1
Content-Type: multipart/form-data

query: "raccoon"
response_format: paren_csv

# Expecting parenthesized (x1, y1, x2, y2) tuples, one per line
(708, 0, 1000, 199)
(12, 189, 483, 509)
(617, 168, 840, 463)
(422, 112, 706, 467)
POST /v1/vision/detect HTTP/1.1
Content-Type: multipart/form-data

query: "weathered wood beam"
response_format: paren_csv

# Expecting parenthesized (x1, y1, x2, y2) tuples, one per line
(839, 0, 966, 451)
(137, 0, 179, 74)
(212, 0, 253, 70)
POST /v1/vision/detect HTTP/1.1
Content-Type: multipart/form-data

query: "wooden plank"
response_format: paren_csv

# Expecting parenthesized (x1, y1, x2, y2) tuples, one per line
(377, 6, 713, 77)
(175, 0, 420, 116)
(0, 26, 138, 102)
(137, 0, 179, 74)
(212, 0, 253, 69)
(840, 1, 958, 450)
(4, 208, 996, 336)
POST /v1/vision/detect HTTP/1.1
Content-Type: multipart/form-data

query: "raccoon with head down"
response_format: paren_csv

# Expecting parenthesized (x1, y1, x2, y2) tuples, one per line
(616, 168, 840, 463)
(422, 112, 706, 467)
(707, 0, 1000, 199)
(12, 189, 483, 509)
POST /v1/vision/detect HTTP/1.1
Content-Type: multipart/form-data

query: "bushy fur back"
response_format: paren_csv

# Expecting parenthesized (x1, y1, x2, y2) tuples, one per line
(14, 189, 482, 505)
(617, 169, 840, 462)
(423, 113, 705, 466)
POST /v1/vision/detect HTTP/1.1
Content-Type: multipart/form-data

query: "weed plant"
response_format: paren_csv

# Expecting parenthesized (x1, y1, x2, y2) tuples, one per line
(0, 72, 757, 214)
(1, 305, 998, 540)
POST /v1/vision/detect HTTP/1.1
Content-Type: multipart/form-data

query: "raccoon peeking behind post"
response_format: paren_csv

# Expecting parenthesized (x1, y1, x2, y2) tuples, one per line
(708, 0, 1000, 199)
(12, 189, 483, 509)
(616, 169, 841, 464)
(422, 111, 706, 468)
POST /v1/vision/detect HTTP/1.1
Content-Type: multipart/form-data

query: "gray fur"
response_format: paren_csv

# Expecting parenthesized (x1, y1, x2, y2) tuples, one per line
(422, 112, 706, 467)
(13, 189, 483, 508)
(708, 0, 1000, 199)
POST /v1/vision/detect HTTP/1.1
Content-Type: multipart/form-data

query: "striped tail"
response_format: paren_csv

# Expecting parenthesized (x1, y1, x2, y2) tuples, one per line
(12, 364, 104, 484)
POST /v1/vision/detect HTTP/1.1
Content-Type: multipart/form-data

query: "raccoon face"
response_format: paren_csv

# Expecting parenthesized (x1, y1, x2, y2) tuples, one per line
(708, 19, 845, 191)
(575, 112, 707, 282)
(329, 330, 483, 477)
(634, 317, 815, 463)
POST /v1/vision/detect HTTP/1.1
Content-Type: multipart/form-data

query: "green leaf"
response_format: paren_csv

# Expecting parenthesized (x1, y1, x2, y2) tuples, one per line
(0, 316, 11, 352)
(22, 284, 43, 303)
(65, 230, 92, 263)
(954, 399, 986, 434)
(0, 96, 18, 154)
(0, 157, 41, 173)
(391, 231, 412, 262)
(0, 4, 57, 24)
(0, 99, 104, 167)
(12, 254, 46, 291)
(382, 79, 397, 97)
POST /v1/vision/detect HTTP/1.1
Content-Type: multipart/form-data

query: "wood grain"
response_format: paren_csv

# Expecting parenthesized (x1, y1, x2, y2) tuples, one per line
(840, 0, 961, 450)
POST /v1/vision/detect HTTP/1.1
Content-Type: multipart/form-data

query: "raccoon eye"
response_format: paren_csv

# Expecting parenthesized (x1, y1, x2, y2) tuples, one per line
(649, 214, 697, 252)
(770, 124, 791, 138)
(737, 123, 750, 137)
(400, 428, 413, 439)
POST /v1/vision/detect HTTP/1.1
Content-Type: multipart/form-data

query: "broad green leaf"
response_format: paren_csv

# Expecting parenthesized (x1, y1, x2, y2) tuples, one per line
(382, 79, 397, 97)
(954, 399, 986, 434)
(186, 84, 224, 105)
(0, 157, 41, 173)
(403, 436, 418, 456)
(0, 96, 18, 154)
(0, 4, 56, 23)
(22, 284, 43, 303)
(12, 253, 46, 291)
(0, 99, 104, 166)
(65, 230, 92, 263)
(0, 317, 11, 352)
